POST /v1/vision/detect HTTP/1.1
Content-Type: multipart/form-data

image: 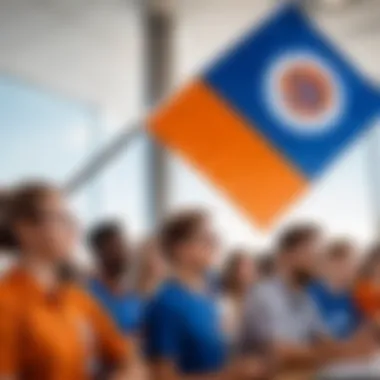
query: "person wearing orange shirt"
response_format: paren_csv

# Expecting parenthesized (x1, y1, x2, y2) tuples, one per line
(0, 181, 132, 380)
(355, 245, 380, 321)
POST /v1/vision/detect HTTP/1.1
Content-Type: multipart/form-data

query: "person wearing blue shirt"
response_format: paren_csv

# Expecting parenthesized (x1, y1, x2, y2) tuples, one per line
(87, 221, 144, 336)
(144, 210, 227, 379)
(88, 277, 143, 335)
(309, 239, 362, 340)
(144, 210, 264, 380)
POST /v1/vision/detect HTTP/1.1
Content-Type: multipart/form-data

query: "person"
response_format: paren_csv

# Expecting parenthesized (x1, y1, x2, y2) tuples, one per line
(88, 221, 144, 339)
(143, 210, 266, 380)
(0, 181, 131, 380)
(135, 237, 168, 298)
(219, 249, 258, 348)
(239, 223, 378, 379)
(0, 189, 8, 247)
(355, 244, 380, 321)
(309, 240, 361, 340)
(0, 189, 17, 277)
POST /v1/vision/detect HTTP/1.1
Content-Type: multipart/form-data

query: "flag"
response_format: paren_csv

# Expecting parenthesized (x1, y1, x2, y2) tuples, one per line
(149, 4, 379, 228)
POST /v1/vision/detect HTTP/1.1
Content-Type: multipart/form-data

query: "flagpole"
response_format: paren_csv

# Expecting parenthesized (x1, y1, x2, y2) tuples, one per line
(66, 0, 176, 221)
(65, 122, 142, 194)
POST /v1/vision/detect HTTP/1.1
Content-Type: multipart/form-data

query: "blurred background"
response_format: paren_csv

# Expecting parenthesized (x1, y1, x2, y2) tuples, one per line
(1, 0, 380, 263)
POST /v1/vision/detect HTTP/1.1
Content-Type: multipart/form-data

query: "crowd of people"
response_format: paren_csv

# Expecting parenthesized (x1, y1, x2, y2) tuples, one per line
(1, 181, 380, 379)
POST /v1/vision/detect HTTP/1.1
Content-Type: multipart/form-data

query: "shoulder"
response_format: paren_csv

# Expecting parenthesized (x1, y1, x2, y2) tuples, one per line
(218, 295, 234, 310)
(308, 280, 323, 292)
(243, 280, 279, 316)
(87, 277, 99, 291)
(251, 279, 280, 302)
(308, 281, 326, 299)
(66, 284, 101, 312)
(147, 282, 173, 305)
(145, 281, 184, 319)
(353, 281, 373, 307)
(152, 281, 184, 304)
(86, 278, 108, 301)
(354, 281, 371, 297)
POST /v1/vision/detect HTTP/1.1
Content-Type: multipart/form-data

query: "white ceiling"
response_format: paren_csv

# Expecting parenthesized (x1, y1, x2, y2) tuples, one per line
(0, 0, 143, 127)
(0, 0, 379, 126)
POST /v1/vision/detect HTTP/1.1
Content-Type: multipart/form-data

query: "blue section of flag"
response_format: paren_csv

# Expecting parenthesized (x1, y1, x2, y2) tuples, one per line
(204, 5, 379, 178)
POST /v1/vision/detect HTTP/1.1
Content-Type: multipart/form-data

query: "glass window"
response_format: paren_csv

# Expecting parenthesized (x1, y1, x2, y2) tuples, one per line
(0, 76, 96, 184)
(82, 132, 150, 240)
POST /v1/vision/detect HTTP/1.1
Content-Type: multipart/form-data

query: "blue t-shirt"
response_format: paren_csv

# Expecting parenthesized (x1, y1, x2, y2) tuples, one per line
(143, 279, 227, 375)
(308, 281, 361, 339)
(88, 279, 144, 336)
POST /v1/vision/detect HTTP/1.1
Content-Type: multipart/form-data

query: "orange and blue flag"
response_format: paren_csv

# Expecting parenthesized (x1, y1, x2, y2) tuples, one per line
(149, 4, 379, 228)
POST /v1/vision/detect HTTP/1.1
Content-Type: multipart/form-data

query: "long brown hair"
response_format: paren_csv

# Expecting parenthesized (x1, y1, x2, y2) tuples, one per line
(0, 181, 60, 250)
(0, 189, 11, 249)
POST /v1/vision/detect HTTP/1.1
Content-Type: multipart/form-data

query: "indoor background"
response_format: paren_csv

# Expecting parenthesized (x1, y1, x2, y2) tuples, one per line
(1, 0, 380, 265)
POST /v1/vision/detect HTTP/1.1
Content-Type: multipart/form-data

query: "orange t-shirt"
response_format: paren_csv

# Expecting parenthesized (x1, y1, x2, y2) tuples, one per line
(0, 267, 130, 380)
(355, 281, 380, 319)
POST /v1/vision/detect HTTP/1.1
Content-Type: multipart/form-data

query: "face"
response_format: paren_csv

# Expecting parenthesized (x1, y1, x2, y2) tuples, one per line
(289, 234, 322, 286)
(180, 218, 219, 274)
(98, 232, 130, 278)
(143, 242, 168, 282)
(324, 245, 358, 288)
(16, 191, 78, 263)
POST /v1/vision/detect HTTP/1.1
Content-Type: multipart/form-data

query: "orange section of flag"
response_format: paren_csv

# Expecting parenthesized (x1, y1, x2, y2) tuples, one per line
(149, 80, 308, 227)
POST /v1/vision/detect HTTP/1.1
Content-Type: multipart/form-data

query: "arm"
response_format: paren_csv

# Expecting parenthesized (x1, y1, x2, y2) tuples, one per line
(273, 301, 377, 372)
(268, 328, 378, 373)
(270, 303, 323, 372)
(149, 360, 255, 380)
(145, 302, 241, 380)
(236, 289, 275, 379)
(83, 292, 133, 380)
(271, 342, 317, 370)
(314, 327, 378, 364)
(237, 288, 343, 373)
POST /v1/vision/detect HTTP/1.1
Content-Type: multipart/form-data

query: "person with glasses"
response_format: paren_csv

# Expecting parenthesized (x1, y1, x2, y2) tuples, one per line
(239, 224, 378, 380)
(0, 182, 132, 380)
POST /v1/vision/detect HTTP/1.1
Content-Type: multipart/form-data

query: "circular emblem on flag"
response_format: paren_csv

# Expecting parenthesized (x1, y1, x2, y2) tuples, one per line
(265, 52, 345, 134)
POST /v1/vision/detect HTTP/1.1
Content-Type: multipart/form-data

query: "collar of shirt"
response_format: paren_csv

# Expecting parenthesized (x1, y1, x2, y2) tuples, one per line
(12, 266, 67, 306)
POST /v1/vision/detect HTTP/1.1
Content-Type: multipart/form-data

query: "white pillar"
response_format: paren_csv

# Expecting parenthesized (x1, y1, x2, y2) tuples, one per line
(143, 0, 175, 226)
